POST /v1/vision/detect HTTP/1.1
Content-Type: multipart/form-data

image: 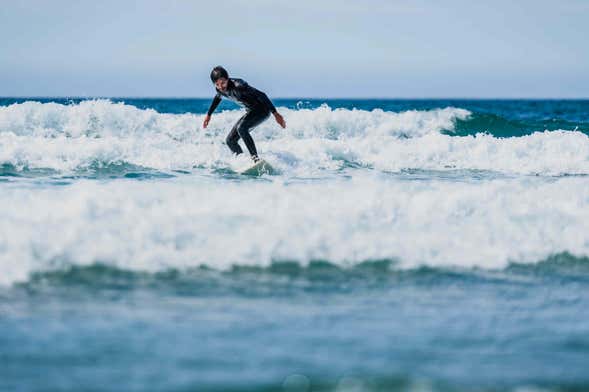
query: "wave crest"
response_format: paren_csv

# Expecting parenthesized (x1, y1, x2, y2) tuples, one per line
(2, 176, 589, 285)
(1, 100, 588, 176)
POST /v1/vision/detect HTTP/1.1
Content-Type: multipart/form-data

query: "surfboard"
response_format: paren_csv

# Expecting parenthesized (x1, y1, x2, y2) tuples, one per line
(239, 159, 276, 176)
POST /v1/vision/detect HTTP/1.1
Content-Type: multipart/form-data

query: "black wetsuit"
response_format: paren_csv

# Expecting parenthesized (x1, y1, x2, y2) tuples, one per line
(207, 78, 276, 157)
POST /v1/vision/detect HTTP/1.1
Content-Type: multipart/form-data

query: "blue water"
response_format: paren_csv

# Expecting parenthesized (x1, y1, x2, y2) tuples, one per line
(1, 98, 589, 391)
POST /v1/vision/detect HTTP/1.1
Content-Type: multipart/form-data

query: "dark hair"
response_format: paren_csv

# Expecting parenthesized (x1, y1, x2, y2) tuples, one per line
(210, 66, 229, 83)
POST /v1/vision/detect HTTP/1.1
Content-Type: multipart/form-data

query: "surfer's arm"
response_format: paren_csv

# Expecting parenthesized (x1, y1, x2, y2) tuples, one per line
(203, 93, 222, 128)
(235, 79, 277, 114)
(258, 90, 277, 114)
(273, 111, 286, 128)
(259, 92, 286, 129)
(207, 93, 222, 116)
(251, 87, 285, 128)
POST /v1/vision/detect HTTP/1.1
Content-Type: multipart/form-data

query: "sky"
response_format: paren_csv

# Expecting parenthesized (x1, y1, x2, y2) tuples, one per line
(1, 0, 588, 98)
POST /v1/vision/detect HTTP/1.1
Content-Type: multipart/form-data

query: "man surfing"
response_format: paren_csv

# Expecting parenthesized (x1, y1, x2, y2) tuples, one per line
(202, 66, 286, 162)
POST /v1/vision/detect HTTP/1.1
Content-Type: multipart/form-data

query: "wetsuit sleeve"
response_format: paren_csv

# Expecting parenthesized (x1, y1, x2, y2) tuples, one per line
(234, 79, 277, 114)
(257, 90, 277, 114)
(207, 93, 222, 116)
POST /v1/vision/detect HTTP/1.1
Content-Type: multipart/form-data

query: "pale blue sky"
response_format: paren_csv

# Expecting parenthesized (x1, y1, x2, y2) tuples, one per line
(1, 0, 588, 97)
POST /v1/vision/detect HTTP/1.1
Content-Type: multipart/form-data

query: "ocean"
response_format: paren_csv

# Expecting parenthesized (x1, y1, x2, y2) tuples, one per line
(1, 98, 588, 391)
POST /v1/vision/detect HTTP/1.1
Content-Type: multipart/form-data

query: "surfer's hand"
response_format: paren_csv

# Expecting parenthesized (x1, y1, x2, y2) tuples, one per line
(203, 115, 211, 129)
(274, 112, 286, 128)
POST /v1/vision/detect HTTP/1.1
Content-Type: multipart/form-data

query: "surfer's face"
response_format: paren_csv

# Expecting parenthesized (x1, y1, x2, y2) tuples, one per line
(215, 78, 229, 92)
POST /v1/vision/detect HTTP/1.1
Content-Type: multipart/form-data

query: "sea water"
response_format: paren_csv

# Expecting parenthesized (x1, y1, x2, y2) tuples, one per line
(1, 98, 588, 391)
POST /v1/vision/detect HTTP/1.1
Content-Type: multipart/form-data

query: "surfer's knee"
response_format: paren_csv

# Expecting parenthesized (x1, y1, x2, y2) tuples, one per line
(226, 132, 238, 146)
(236, 126, 251, 139)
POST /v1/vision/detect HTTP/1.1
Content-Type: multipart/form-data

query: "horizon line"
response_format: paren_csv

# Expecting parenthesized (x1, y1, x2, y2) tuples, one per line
(2, 96, 589, 101)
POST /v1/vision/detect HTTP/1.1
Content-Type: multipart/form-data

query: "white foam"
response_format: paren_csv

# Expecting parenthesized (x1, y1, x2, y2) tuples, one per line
(2, 100, 589, 284)
(1, 175, 589, 285)
(3, 100, 588, 176)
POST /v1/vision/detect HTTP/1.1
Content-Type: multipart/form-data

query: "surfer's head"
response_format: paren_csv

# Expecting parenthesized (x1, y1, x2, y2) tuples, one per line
(210, 66, 229, 92)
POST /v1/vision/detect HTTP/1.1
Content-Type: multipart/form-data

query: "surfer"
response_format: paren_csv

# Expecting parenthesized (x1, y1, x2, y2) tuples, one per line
(202, 66, 286, 162)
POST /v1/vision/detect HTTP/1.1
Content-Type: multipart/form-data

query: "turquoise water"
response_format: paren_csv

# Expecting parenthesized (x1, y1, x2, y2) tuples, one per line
(1, 98, 589, 391)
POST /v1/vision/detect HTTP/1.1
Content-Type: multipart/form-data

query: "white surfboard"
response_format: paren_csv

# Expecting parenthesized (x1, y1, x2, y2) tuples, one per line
(239, 159, 276, 176)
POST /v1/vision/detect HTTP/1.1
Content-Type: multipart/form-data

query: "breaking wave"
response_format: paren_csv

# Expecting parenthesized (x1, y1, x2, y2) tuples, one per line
(2, 175, 589, 285)
(1, 100, 588, 176)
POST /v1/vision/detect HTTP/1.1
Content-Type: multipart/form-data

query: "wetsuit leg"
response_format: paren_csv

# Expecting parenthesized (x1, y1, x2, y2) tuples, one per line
(225, 120, 244, 155)
(226, 110, 270, 157)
